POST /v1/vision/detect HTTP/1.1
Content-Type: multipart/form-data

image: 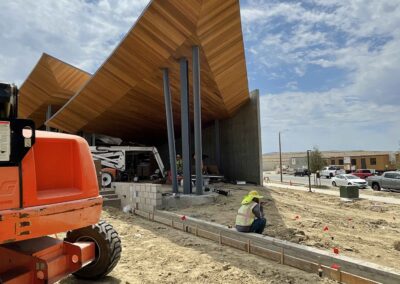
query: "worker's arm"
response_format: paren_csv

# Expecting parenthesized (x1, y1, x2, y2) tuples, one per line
(252, 204, 264, 219)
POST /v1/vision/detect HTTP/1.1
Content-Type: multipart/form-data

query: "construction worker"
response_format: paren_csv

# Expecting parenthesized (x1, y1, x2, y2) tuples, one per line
(235, 190, 267, 234)
(176, 154, 183, 175)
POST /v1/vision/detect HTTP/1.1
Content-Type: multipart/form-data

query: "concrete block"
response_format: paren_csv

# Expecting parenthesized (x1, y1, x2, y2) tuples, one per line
(150, 186, 157, 193)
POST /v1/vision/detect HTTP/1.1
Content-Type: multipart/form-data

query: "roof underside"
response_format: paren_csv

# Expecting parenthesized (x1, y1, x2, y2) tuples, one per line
(29, 0, 250, 142)
(18, 54, 91, 127)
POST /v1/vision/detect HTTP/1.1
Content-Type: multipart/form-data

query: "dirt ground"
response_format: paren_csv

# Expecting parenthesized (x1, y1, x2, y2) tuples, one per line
(61, 207, 333, 284)
(174, 184, 400, 270)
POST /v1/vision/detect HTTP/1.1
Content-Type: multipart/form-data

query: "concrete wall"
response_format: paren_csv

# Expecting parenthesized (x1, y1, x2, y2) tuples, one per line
(113, 182, 162, 212)
(218, 89, 262, 184)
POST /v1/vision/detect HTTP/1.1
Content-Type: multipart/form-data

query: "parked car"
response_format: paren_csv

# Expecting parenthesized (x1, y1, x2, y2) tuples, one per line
(321, 166, 345, 179)
(352, 169, 374, 179)
(331, 174, 368, 189)
(294, 168, 310, 177)
(367, 171, 400, 192)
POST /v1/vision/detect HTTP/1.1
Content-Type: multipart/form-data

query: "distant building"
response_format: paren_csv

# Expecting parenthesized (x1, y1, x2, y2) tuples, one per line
(263, 150, 399, 172)
(289, 156, 308, 169)
(325, 152, 398, 172)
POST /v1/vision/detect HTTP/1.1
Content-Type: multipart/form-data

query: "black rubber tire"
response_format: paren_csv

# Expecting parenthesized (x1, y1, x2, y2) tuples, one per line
(65, 221, 121, 280)
(102, 172, 113, 188)
(372, 183, 381, 191)
(332, 181, 336, 187)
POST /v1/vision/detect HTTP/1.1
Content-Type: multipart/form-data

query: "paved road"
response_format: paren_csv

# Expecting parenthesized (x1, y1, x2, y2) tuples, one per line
(265, 173, 336, 187)
(265, 182, 400, 205)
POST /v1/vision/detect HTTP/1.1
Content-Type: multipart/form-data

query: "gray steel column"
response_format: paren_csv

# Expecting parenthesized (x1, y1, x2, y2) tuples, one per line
(162, 68, 179, 194)
(91, 133, 96, 146)
(192, 46, 203, 195)
(215, 119, 221, 172)
(46, 105, 52, 131)
(180, 58, 191, 194)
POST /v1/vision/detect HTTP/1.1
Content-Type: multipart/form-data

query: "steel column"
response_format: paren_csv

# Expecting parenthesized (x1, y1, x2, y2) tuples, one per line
(162, 68, 179, 194)
(215, 120, 221, 173)
(46, 105, 52, 131)
(192, 46, 203, 195)
(180, 58, 191, 194)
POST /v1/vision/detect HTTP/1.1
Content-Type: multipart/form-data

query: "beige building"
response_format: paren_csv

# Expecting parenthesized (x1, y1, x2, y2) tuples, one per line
(263, 151, 399, 172)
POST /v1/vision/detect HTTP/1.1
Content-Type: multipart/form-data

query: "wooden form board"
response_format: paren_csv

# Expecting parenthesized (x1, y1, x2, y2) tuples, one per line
(46, 0, 249, 143)
(18, 53, 91, 127)
(133, 209, 399, 284)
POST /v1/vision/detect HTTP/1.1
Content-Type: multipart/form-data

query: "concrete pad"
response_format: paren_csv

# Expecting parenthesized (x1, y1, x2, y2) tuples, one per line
(160, 193, 219, 210)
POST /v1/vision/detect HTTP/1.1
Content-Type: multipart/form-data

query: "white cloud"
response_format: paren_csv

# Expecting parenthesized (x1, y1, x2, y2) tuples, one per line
(241, 0, 400, 152)
(0, 0, 150, 85)
(260, 89, 400, 152)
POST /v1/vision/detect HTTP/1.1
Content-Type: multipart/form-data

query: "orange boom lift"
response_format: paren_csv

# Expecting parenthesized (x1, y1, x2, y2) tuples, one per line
(0, 83, 121, 283)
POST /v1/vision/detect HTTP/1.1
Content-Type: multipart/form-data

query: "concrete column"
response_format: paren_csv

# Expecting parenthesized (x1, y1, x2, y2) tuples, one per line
(45, 105, 52, 131)
(162, 68, 178, 194)
(192, 46, 203, 195)
(180, 58, 191, 194)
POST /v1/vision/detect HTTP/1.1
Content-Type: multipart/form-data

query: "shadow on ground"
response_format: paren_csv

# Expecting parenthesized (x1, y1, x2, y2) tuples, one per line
(60, 276, 121, 284)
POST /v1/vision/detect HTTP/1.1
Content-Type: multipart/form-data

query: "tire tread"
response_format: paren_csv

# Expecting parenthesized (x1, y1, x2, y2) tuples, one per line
(65, 221, 121, 279)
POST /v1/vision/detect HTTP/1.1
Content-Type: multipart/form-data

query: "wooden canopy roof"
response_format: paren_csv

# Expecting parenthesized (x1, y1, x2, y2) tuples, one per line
(45, 0, 249, 142)
(19, 53, 90, 127)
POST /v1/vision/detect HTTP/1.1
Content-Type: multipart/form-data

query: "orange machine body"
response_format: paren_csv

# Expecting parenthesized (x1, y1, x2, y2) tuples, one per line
(0, 131, 101, 283)
(0, 130, 102, 244)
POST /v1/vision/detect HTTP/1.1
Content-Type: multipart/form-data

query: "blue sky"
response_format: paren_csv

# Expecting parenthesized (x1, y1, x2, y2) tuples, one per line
(1, 0, 399, 153)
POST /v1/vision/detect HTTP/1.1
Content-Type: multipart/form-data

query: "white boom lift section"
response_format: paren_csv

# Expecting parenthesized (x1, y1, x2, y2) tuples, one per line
(90, 146, 166, 187)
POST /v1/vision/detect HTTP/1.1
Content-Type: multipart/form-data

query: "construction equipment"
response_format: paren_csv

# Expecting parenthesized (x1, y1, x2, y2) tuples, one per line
(0, 83, 121, 283)
(91, 146, 165, 187)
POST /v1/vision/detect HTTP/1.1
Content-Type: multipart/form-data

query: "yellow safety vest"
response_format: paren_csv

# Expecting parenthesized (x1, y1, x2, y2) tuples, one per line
(235, 202, 257, 227)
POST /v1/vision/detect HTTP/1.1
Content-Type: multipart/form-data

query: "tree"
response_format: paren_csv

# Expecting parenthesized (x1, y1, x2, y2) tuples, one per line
(309, 146, 325, 173)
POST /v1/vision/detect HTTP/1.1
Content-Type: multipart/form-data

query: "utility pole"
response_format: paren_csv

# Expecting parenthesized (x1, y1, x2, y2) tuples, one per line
(307, 150, 312, 192)
(279, 131, 283, 183)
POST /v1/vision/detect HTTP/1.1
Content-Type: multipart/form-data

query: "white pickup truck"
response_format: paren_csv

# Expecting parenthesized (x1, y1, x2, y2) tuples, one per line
(320, 166, 345, 179)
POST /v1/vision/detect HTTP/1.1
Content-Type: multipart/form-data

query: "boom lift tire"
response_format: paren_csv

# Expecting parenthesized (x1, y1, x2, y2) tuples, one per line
(102, 172, 114, 188)
(65, 221, 122, 279)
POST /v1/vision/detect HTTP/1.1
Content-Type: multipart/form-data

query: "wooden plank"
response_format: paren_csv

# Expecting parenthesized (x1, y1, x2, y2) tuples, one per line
(45, 0, 249, 142)
(19, 53, 90, 127)
(284, 254, 319, 274)
(220, 235, 247, 251)
(341, 271, 380, 284)
(250, 245, 281, 262)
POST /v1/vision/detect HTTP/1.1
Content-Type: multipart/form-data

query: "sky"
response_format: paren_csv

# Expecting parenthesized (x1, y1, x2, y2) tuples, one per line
(1, 0, 399, 154)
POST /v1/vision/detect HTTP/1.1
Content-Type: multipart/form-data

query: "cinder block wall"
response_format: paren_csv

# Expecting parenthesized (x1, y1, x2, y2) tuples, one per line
(112, 182, 162, 212)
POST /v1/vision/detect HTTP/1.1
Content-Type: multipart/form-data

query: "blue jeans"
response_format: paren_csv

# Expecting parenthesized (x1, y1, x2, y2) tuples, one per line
(250, 218, 266, 234)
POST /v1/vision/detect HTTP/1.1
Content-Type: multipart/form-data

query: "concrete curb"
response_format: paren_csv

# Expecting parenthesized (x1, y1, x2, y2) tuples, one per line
(134, 209, 400, 284)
